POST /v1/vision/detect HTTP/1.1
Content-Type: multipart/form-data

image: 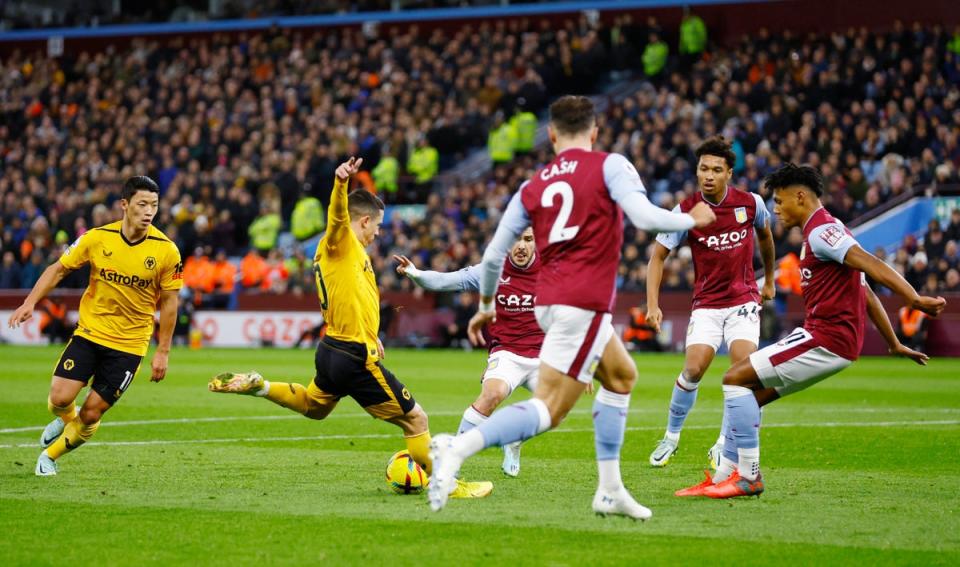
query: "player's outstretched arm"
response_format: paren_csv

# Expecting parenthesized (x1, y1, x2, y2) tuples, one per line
(151, 289, 179, 382)
(645, 242, 671, 332)
(865, 286, 929, 365)
(327, 157, 364, 247)
(843, 245, 946, 317)
(7, 261, 71, 328)
(469, 191, 529, 346)
(393, 255, 481, 292)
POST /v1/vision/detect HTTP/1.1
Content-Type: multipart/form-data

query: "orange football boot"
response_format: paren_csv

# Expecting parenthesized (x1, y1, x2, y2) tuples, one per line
(675, 470, 715, 497)
(702, 470, 764, 499)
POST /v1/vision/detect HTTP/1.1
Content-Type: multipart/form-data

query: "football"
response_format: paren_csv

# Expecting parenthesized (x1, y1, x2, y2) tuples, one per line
(385, 450, 428, 495)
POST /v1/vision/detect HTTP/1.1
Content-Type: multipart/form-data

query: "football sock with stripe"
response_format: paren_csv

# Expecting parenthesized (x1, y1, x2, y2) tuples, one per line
(48, 397, 77, 424)
(45, 417, 100, 460)
(404, 430, 432, 475)
(723, 384, 761, 481)
(594, 387, 630, 491)
(454, 398, 551, 458)
(666, 373, 698, 441)
(457, 405, 489, 435)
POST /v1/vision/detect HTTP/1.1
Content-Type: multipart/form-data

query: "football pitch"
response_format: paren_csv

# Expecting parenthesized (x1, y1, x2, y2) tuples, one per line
(1, 346, 958, 566)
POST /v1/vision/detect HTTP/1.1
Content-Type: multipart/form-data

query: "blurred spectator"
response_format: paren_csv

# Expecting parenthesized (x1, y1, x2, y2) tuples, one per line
(37, 297, 73, 344)
(240, 250, 269, 290)
(0, 252, 22, 289)
(623, 304, 662, 352)
(896, 306, 929, 351)
(291, 193, 326, 242)
(440, 292, 475, 349)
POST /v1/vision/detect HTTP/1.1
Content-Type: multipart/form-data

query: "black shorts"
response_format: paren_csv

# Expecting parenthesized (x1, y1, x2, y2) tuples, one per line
(55, 335, 143, 405)
(313, 336, 416, 420)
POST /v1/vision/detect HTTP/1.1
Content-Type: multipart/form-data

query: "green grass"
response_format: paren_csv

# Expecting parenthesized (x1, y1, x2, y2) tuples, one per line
(1, 346, 958, 565)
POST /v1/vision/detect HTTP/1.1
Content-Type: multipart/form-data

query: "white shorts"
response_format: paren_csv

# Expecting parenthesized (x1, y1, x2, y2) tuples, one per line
(749, 327, 852, 396)
(534, 305, 614, 384)
(483, 350, 539, 393)
(686, 301, 761, 351)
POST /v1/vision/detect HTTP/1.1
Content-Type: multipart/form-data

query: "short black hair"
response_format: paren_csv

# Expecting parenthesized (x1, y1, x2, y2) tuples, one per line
(764, 163, 824, 197)
(696, 136, 736, 170)
(549, 95, 596, 136)
(122, 176, 160, 201)
(347, 189, 385, 219)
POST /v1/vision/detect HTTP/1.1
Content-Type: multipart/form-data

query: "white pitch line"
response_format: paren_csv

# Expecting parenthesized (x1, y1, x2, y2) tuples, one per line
(0, 419, 957, 449)
(2, 406, 958, 435)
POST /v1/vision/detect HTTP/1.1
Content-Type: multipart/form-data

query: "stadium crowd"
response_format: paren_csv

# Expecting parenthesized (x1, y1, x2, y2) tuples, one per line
(1, 17, 959, 303)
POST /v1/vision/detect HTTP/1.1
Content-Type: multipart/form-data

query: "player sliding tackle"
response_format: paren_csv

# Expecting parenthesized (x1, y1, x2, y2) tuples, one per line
(395, 227, 544, 477)
(676, 163, 946, 498)
(646, 136, 777, 469)
(210, 158, 491, 500)
(427, 95, 716, 518)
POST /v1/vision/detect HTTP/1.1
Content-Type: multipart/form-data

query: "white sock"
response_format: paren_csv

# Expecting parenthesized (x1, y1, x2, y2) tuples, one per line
(255, 380, 271, 397)
(462, 405, 489, 426)
(714, 433, 725, 447)
(738, 447, 760, 481)
(677, 373, 699, 391)
(714, 456, 736, 483)
(597, 459, 623, 492)
(664, 430, 680, 443)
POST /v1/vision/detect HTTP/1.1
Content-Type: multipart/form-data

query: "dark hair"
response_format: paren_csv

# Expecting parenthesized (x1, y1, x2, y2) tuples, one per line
(122, 176, 160, 200)
(695, 136, 736, 169)
(548, 95, 596, 135)
(763, 163, 824, 197)
(347, 189, 385, 219)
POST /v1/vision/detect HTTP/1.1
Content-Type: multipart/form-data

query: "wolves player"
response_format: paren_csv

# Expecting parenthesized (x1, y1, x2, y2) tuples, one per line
(8, 176, 182, 476)
(427, 95, 716, 517)
(647, 136, 776, 468)
(677, 163, 945, 498)
(395, 227, 541, 477)
(210, 158, 491, 499)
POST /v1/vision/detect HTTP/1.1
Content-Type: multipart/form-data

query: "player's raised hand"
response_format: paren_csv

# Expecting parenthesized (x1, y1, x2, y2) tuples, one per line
(335, 156, 363, 182)
(646, 305, 663, 333)
(150, 351, 169, 382)
(913, 295, 946, 317)
(7, 302, 34, 328)
(688, 202, 717, 228)
(467, 311, 495, 347)
(891, 343, 930, 366)
(393, 255, 414, 276)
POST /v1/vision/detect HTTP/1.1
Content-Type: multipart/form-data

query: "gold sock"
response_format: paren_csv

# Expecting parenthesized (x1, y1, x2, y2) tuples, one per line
(264, 382, 311, 414)
(405, 430, 433, 475)
(48, 397, 77, 423)
(45, 418, 100, 460)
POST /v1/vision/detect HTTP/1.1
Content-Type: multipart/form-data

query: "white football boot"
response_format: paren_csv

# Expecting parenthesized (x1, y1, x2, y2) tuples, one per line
(592, 486, 652, 520)
(501, 441, 521, 477)
(35, 452, 58, 476)
(648, 437, 678, 467)
(427, 434, 464, 511)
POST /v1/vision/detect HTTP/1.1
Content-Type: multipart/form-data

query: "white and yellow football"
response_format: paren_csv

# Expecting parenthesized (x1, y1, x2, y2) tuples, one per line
(385, 450, 428, 495)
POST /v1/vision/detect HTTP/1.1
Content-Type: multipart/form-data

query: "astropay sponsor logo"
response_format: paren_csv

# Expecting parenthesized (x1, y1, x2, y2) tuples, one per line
(99, 268, 153, 288)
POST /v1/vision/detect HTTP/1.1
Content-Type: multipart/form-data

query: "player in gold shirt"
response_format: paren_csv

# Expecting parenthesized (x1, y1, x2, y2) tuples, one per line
(8, 176, 182, 476)
(209, 157, 491, 499)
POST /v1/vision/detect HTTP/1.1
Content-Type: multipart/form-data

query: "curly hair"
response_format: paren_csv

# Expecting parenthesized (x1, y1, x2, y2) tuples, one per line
(763, 163, 824, 197)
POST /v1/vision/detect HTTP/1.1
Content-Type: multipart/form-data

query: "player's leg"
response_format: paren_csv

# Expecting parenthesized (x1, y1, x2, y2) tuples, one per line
(208, 341, 341, 419)
(458, 379, 510, 435)
(40, 342, 139, 475)
(650, 311, 718, 467)
(590, 333, 652, 520)
(706, 333, 762, 468)
(41, 377, 84, 448)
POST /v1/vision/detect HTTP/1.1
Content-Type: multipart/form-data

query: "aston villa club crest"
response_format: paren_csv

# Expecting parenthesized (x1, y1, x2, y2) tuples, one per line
(734, 207, 748, 224)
